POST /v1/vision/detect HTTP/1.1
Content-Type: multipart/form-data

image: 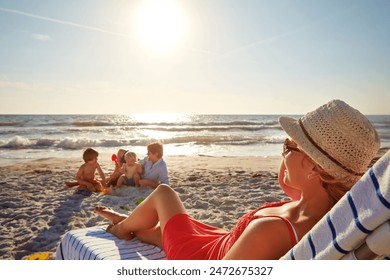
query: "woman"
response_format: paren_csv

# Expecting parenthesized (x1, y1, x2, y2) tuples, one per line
(95, 100, 380, 259)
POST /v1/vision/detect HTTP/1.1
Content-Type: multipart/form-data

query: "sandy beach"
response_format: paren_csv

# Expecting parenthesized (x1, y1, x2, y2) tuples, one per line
(0, 154, 288, 260)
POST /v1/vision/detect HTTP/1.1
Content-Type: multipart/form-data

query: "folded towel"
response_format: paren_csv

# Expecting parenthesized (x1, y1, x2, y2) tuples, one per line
(365, 221, 390, 256)
(281, 150, 390, 260)
(55, 226, 166, 260)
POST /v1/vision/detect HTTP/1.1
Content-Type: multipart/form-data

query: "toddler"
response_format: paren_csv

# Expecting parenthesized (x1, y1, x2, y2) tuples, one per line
(116, 151, 142, 188)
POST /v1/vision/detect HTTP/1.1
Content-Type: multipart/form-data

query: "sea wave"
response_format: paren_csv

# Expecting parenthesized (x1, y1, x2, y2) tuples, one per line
(143, 124, 282, 132)
(0, 136, 32, 148)
(70, 119, 281, 127)
(0, 121, 25, 127)
(0, 118, 280, 127)
(72, 121, 115, 127)
(0, 135, 285, 150)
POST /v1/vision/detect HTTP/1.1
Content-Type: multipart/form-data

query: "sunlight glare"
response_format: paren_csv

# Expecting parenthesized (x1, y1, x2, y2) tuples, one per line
(133, 0, 186, 52)
(131, 113, 190, 145)
(132, 113, 188, 124)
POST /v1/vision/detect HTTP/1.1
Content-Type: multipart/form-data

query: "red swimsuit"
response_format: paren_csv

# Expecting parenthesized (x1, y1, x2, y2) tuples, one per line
(162, 201, 298, 260)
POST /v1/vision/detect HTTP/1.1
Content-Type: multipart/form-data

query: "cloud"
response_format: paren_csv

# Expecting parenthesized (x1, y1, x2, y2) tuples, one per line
(0, 6, 130, 38)
(31, 33, 52, 41)
(0, 79, 30, 90)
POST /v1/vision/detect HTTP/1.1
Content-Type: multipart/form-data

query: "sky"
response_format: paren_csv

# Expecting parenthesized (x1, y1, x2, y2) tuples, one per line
(0, 0, 389, 115)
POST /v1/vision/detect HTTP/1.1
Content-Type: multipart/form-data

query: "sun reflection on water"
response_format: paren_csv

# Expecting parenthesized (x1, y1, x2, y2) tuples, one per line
(128, 113, 190, 141)
(131, 113, 190, 124)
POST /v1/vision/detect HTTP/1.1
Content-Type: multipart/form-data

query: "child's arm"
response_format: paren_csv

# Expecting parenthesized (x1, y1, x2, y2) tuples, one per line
(96, 163, 106, 187)
(120, 164, 127, 174)
(114, 160, 122, 174)
(135, 162, 143, 174)
(109, 161, 123, 180)
(76, 165, 86, 183)
(139, 179, 159, 188)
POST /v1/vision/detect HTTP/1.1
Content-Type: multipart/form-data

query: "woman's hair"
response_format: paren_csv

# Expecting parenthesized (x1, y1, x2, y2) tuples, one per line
(147, 142, 163, 158)
(312, 162, 353, 205)
(83, 148, 98, 162)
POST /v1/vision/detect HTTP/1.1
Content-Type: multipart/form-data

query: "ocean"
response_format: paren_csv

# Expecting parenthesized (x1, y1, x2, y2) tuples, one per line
(0, 114, 389, 165)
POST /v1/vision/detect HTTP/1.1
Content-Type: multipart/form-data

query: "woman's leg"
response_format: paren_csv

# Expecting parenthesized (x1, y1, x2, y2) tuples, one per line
(98, 184, 186, 241)
(94, 207, 162, 246)
(95, 206, 128, 224)
(135, 225, 163, 247)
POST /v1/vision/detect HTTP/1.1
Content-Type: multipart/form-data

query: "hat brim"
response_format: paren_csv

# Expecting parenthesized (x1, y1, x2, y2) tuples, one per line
(279, 116, 330, 171)
(279, 116, 307, 149)
(279, 116, 359, 183)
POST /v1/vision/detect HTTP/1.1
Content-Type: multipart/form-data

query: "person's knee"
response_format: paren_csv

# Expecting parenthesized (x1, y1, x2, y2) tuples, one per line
(155, 184, 175, 196)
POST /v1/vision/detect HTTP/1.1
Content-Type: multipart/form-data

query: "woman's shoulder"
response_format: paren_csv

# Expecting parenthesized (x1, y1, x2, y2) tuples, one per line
(260, 200, 293, 209)
(227, 216, 297, 259)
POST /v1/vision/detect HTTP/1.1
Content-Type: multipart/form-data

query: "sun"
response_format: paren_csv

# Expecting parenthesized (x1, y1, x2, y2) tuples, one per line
(133, 0, 186, 52)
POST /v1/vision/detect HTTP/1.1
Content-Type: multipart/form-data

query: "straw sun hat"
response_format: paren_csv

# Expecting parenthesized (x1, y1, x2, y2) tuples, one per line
(279, 99, 380, 185)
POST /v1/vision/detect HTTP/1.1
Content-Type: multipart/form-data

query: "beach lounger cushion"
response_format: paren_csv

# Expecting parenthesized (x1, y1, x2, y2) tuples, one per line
(55, 225, 166, 260)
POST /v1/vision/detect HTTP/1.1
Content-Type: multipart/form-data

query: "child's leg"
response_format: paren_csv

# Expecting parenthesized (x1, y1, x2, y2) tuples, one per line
(93, 180, 102, 192)
(86, 183, 95, 192)
(116, 175, 125, 188)
(101, 184, 186, 241)
(64, 181, 79, 187)
(107, 170, 120, 187)
(133, 173, 140, 187)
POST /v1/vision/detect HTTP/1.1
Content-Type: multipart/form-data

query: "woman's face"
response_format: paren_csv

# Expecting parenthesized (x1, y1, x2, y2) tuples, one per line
(282, 139, 309, 187)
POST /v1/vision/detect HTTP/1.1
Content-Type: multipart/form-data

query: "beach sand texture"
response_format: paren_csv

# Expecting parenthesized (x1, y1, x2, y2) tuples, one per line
(0, 155, 286, 260)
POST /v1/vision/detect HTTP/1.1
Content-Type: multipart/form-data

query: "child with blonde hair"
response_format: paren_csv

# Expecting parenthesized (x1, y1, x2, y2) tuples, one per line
(115, 151, 142, 188)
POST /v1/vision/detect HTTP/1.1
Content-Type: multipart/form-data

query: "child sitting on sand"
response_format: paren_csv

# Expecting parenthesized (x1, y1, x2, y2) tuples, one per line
(115, 151, 142, 188)
(106, 148, 128, 187)
(65, 148, 127, 188)
(75, 148, 106, 192)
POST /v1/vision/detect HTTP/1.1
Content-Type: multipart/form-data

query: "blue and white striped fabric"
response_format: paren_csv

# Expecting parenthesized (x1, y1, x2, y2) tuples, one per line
(55, 226, 166, 260)
(281, 150, 390, 260)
